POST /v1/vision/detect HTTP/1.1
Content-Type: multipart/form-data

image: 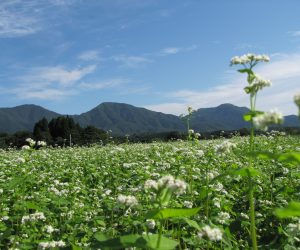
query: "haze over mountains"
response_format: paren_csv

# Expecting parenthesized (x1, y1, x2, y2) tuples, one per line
(0, 103, 299, 134)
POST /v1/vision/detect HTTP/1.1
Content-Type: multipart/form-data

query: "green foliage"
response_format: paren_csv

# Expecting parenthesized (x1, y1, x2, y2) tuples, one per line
(275, 202, 300, 218)
(146, 207, 201, 219)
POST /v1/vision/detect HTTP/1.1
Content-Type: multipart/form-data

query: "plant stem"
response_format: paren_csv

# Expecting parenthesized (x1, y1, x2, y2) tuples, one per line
(156, 220, 163, 249)
(248, 175, 257, 250)
(249, 91, 258, 250)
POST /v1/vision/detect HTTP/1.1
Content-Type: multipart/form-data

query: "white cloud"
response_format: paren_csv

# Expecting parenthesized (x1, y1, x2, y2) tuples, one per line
(8, 87, 77, 100)
(78, 50, 100, 61)
(145, 52, 300, 116)
(79, 78, 127, 90)
(20, 65, 96, 86)
(0, 0, 76, 38)
(5, 64, 97, 101)
(288, 30, 300, 37)
(0, 1, 40, 38)
(112, 55, 152, 68)
(161, 47, 181, 55)
(160, 45, 197, 56)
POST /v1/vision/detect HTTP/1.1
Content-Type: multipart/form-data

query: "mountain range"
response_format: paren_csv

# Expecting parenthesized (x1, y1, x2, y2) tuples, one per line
(0, 103, 299, 134)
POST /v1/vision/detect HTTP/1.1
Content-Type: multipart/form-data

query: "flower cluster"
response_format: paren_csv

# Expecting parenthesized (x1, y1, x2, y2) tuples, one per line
(215, 140, 236, 155)
(230, 53, 270, 65)
(253, 109, 284, 131)
(38, 240, 66, 249)
(217, 211, 231, 224)
(197, 225, 223, 241)
(144, 175, 188, 195)
(157, 175, 188, 194)
(244, 74, 271, 95)
(37, 141, 47, 147)
(21, 145, 30, 150)
(44, 225, 59, 234)
(21, 212, 46, 224)
(146, 219, 156, 229)
(25, 138, 36, 147)
(187, 106, 194, 115)
(117, 194, 138, 207)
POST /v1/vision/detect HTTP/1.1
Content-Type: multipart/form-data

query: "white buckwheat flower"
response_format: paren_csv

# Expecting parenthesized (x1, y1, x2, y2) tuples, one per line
(215, 140, 236, 155)
(25, 138, 36, 147)
(187, 106, 194, 114)
(146, 219, 156, 229)
(21, 212, 46, 224)
(38, 240, 66, 249)
(157, 175, 188, 194)
(117, 194, 138, 207)
(144, 180, 158, 190)
(21, 145, 30, 150)
(217, 212, 231, 224)
(197, 225, 223, 241)
(253, 109, 284, 131)
(230, 53, 270, 65)
(37, 141, 47, 147)
(244, 74, 271, 94)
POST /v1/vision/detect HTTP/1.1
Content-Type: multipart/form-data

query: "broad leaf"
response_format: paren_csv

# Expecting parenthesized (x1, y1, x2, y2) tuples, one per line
(146, 207, 200, 219)
(143, 234, 178, 250)
(275, 202, 300, 218)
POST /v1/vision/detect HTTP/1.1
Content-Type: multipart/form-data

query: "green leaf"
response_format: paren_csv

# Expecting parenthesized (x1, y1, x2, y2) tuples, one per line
(275, 202, 300, 218)
(71, 244, 83, 250)
(238, 69, 252, 74)
(95, 219, 106, 227)
(93, 234, 146, 249)
(24, 202, 43, 211)
(243, 113, 252, 121)
(233, 167, 261, 177)
(146, 207, 200, 219)
(94, 232, 108, 242)
(243, 111, 264, 121)
(252, 151, 300, 166)
(93, 233, 178, 250)
(278, 152, 300, 165)
(181, 218, 201, 231)
(143, 234, 178, 250)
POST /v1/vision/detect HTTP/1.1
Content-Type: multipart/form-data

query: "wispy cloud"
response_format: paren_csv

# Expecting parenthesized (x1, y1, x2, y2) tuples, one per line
(10, 87, 77, 100)
(19, 65, 96, 86)
(112, 55, 152, 68)
(0, 0, 76, 38)
(159, 45, 197, 56)
(0, 1, 40, 38)
(145, 52, 300, 115)
(79, 78, 127, 90)
(78, 50, 100, 61)
(4, 64, 97, 100)
(288, 30, 300, 37)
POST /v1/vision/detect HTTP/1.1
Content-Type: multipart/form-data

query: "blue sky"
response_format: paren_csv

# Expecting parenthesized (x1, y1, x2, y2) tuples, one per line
(0, 0, 300, 115)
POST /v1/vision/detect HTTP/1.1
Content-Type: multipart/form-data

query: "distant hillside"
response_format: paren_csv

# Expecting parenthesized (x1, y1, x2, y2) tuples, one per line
(72, 102, 185, 134)
(190, 104, 250, 132)
(0, 102, 299, 134)
(0, 104, 60, 134)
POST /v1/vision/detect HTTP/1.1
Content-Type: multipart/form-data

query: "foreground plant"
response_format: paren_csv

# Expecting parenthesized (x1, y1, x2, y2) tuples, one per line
(231, 53, 273, 250)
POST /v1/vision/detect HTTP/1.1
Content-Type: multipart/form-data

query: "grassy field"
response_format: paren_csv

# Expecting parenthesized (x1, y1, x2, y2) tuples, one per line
(0, 133, 299, 249)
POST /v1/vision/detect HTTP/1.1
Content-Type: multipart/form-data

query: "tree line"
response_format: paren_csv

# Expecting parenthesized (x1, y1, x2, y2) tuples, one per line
(0, 116, 108, 148)
(0, 116, 299, 149)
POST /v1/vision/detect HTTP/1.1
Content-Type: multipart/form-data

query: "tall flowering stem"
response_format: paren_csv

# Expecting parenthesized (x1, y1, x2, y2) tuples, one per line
(231, 53, 271, 250)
